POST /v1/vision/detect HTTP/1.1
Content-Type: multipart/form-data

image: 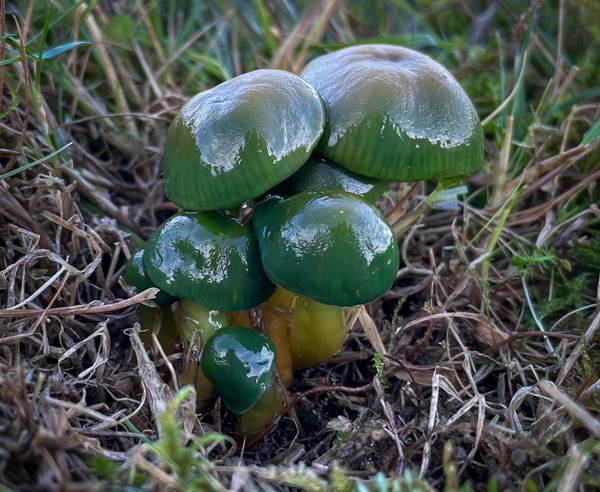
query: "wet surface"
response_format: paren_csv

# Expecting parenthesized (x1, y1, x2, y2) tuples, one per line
(252, 192, 399, 306)
(301, 45, 483, 180)
(201, 326, 276, 414)
(163, 69, 325, 210)
(143, 211, 275, 311)
(274, 155, 388, 202)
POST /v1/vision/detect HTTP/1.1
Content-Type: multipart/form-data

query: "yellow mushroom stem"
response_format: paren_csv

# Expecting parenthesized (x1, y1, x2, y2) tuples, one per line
(239, 384, 284, 438)
(179, 355, 215, 403)
(262, 289, 294, 386)
(289, 295, 347, 368)
(262, 287, 347, 371)
(229, 310, 253, 328)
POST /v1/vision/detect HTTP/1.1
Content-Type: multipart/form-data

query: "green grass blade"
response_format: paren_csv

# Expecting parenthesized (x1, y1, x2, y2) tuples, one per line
(0, 143, 73, 181)
(256, 0, 278, 55)
(39, 40, 91, 60)
(187, 52, 231, 81)
(582, 118, 600, 145)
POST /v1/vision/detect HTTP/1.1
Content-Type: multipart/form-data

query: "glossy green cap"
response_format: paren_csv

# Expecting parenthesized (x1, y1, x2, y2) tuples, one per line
(143, 212, 275, 311)
(122, 250, 175, 306)
(200, 327, 276, 414)
(301, 45, 484, 181)
(163, 69, 325, 210)
(252, 192, 399, 307)
(274, 155, 388, 203)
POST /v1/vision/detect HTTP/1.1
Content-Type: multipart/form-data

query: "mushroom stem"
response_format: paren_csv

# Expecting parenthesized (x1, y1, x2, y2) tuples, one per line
(262, 287, 347, 372)
(179, 299, 230, 343)
(262, 289, 295, 386)
(229, 310, 253, 328)
(177, 299, 230, 405)
(288, 294, 347, 368)
(239, 384, 284, 437)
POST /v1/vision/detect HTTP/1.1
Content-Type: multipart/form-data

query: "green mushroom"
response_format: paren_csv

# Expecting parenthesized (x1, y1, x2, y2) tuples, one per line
(254, 192, 399, 307)
(274, 155, 388, 203)
(162, 69, 325, 211)
(301, 44, 483, 181)
(253, 192, 399, 367)
(201, 326, 276, 414)
(143, 211, 275, 403)
(143, 211, 274, 311)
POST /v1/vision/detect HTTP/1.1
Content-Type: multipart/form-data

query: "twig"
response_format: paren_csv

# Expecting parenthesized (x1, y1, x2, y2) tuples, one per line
(538, 380, 600, 437)
(60, 164, 146, 238)
(84, 5, 138, 137)
(57, 112, 171, 127)
(557, 444, 590, 492)
(385, 182, 420, 225)
(0, 288, 158, 318)
(392, 180, 453, 237)
(491, 116, 513, 206)
(521, 275, 556, 356)
(0, 0, 5, 99)
(556, 309, 600, 386)
(481, 48, 530, 126)
(506, 143, 595, 190)
(270, 0, 323, 71)
(551, 0, 565, 98)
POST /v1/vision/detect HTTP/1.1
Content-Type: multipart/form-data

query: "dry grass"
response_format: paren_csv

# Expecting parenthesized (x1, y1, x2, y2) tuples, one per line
(1, 1, 600, 490)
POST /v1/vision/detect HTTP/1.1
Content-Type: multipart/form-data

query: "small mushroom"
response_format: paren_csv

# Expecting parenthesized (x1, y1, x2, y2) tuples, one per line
(274, 155, 388, 203)
(143, 211, 275, 403)
(253, 192, 399, 367)
(201, 326, 276, 414)
(177, 299, 230, 402)
(143, 211, 274, 311)
(253, 192, 399, 306)
(301, 45, 483, 181)
(162, 69, 325, 211)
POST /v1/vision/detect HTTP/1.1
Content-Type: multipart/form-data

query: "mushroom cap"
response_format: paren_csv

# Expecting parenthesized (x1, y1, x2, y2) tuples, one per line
(201, 326, 276, 414)
(143, 211, 275, 311)
(274, 155, 388, 202)
(162, 69, 325, 210)
(301, 45, 483, 181)
(122, 250, 175, 306)
(252, 192, 399, 307)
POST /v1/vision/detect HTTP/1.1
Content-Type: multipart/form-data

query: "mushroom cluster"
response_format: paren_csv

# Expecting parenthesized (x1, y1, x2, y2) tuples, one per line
(122, 45, 483, 437)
